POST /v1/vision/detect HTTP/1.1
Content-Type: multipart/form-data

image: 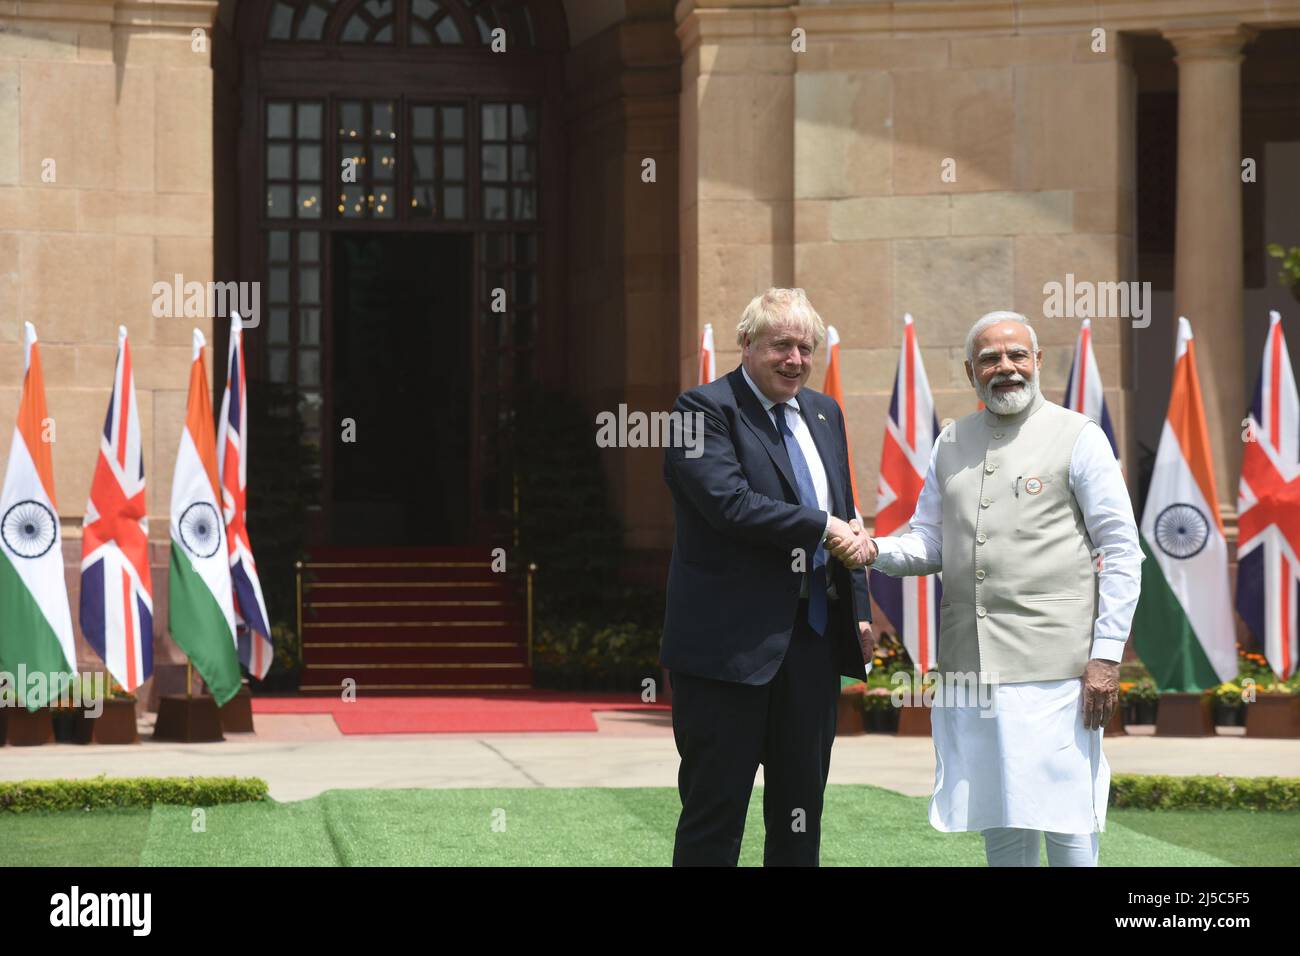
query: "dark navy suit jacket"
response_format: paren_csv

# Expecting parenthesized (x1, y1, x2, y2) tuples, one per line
(660, 366, 872, 684)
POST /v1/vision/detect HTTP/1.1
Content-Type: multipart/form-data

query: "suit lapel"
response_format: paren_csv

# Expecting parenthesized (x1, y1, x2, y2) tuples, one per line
(728, 367, 801, 499)
(802, 390, 846, 518)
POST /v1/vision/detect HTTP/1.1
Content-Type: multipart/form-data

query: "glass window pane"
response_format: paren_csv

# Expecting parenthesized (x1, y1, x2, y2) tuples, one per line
(412, 184, 435, 216)
(373, 101, 396, 140)
(412, 106, 434, 140)
(514, 232, 536, 265)
(481, 104, 507, 141)
(342, 14, 368, 42)
(515, 311, 535, 350)
(299, 266, 320, 303)
(514, 271, 536, 306)
(482, 144, 507, 182)
(474, 12, 491, 44)
(268, 2, 294, 39)
(300, 307, 321, 345)
(411, 22, 431, 44)
(299, 3, 328, 39)
(299, 350, 320, 387)
(413, 0, 436, 17)
(511, 103, 538, 140)
(483, 233, 508, 264)
(269, 348, 290, 383)
(298, 231, 320, 260)
(267, 143, 291, 179)
(443, 186, 464, 219)
(412, 145, 435, 180)
(266, 184, 291, 217)
(442, 145, 464, 180)
(364, 0, 388, 16)
(269, 267, 290, 303)
(339, 101, 363, 139)
(267, 102, 292, 139)
(268, 230, 290, 262)
(375, 24, 392, 42)
(374, 193, 394, 218)
(434, 15, 462, 44)
(512, 187, 536, 220)
(268, 307, 290, 345)
(372, 144, 395, 181)
(297, 102, 322, 140)
(297, 144, 321, 180)
(296, 185, 322, 218)
(511, 144, 535, 182)
(442, 105, 464, 139)
(485, 268, 507, 295)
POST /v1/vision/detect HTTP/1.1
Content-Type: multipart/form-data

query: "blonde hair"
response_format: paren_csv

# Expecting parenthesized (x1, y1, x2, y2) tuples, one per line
(736, 288, 826, 351)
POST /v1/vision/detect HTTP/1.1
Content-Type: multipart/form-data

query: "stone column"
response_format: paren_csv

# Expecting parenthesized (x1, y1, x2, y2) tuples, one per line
(1166, 26, 1253, 523)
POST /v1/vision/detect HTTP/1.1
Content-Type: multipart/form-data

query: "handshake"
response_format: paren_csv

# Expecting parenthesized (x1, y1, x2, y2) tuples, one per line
(825, 516, 877, 570)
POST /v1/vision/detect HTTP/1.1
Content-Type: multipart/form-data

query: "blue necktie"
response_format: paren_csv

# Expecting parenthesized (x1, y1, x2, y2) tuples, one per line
(777, 403, 828, 636)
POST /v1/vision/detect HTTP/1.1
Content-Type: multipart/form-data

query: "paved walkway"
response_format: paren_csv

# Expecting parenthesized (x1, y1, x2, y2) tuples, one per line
(3, 711, 1298, 801)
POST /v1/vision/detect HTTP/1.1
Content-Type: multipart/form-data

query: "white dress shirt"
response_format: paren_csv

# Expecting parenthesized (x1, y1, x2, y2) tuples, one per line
(872, 419, 1142, 661)
(739, 365, 832, 533)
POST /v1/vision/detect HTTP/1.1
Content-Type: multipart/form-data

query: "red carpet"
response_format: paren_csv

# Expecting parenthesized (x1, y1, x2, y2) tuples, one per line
(251, 692, 670, 734)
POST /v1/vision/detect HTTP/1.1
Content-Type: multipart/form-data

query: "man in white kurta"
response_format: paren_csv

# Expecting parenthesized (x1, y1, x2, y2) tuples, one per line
(864, 312, 1142, 867)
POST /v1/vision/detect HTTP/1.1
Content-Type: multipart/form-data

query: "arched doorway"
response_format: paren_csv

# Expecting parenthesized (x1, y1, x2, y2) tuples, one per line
(219, 0, 568, 547)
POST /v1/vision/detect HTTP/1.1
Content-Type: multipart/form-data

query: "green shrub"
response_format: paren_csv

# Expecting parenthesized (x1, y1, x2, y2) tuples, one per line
(1109, 774, 1300, 811)
(0, 776, 269, 813)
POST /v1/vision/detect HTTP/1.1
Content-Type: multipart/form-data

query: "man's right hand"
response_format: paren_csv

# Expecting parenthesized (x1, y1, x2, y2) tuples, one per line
(826, 517, 876, 569)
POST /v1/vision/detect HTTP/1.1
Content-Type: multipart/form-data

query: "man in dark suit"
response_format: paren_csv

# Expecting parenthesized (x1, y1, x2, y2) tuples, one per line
(661, 287, 877, 867)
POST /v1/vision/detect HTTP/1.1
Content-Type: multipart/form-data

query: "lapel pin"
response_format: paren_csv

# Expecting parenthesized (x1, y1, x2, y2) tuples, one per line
(817, 413, 826, 421)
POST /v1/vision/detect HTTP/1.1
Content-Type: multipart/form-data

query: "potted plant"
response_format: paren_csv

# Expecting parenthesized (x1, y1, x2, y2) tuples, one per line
(251, 624, 302, 694)
(1212, 682, 1245, 727)
(1122, 677, 1159, 725)
(1266, 243, 1300, 302)
(861, 687, 898, 733)
(73, 674, 139, 745)
(1244, 672, 1300, 739)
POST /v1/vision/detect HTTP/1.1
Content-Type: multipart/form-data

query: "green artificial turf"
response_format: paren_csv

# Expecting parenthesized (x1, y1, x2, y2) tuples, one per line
(2, 785, 1293, 866)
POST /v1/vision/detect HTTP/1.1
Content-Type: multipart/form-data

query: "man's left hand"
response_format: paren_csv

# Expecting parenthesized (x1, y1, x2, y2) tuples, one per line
(1082, 658, 1120, 730)
(858, 621, 875, 665)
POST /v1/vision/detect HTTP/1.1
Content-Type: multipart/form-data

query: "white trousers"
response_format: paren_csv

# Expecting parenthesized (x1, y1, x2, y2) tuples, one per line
(983, 827, 1099, 867)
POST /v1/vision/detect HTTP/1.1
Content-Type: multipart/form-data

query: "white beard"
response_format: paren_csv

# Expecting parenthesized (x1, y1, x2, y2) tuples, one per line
(978, 371, 1039, 416)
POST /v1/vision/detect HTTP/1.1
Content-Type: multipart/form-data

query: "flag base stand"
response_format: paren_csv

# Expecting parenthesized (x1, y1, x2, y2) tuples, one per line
(217, 681, 255, 734)
(153, 695, 225, 743)
(896, 704, 932, 736)
(1154, 692, 1215, 737)
(4, 707, 53, 746)
(73, 698, 140, 745)
(1245, 695, 1300, 738)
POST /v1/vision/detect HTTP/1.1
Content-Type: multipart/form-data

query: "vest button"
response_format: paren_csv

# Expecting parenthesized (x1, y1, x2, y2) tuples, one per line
(976, 606, 987, 618)
(985, 463, 996, 474)
(976, 533, 987, 545)
(980, 497, 991, 508)
(993, 431, 1004, 439)
(975, 569, 986, 580)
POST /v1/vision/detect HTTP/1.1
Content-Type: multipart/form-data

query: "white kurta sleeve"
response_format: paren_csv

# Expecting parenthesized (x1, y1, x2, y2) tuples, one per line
(1068, 422, 1144, 661)
(872, 436, 944, 577)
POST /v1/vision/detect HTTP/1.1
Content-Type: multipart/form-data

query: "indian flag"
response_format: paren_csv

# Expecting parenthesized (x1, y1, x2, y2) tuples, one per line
(1132, 316, 1236, 690)
(168, 329, 241, 706)
(0, 323, 76, 709)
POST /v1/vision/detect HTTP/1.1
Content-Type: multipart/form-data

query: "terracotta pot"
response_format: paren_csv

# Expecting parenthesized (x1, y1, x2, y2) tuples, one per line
(835, 686, 866, 736)
(73, 698, 140, 745)
(1245, 694, 1300, 738)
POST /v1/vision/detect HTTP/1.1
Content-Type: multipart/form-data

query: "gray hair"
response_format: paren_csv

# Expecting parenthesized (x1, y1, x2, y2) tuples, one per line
(736, 288, 826, 351)
(965, 311, 1039, 365)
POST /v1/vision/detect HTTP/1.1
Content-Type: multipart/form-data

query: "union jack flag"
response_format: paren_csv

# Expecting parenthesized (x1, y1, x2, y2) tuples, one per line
(1063, 318, 1120, 460)
(218, 313, 272, 678)
(80, 326, 152, 692)
(871, 314, 941, 672)
(1237, 310, 1299, 680)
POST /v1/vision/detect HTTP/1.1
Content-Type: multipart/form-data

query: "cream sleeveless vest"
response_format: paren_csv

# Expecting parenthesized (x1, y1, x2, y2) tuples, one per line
(935, 390, 1098, 683)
